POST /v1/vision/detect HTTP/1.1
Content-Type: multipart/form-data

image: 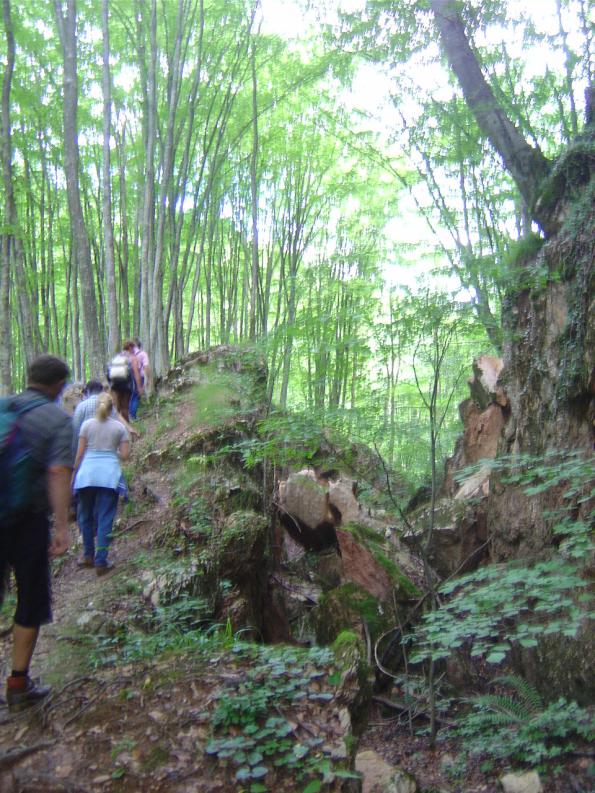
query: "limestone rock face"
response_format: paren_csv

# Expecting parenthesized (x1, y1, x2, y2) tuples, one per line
(468, 354, 506, 409)
(443, 398, 507, 498)
(336, 529, 394, 602)
(328, 478, 363, 523)
(275, 467, 423, 646)
(404, 499, 489, 578)
(279, 470, 331, 531)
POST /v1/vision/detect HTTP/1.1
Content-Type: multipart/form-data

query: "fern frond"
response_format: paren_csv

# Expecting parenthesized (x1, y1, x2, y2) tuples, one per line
(472, 693, 529, 723)
(494, 674, 543, 713)
(468, 709, 522, 729)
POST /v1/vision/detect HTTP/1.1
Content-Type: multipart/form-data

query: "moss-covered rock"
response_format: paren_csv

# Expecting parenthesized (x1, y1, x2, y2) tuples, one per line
(315, 582, 392, 646)
(341, 523, 422, 599)
(332, 630, 372, 741)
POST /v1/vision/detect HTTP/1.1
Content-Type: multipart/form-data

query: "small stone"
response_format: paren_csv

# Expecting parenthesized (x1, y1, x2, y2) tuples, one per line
(500, 770, 543, 793)
(330, 741, 348, 761)
(355, 750, 417, 793)
(76, 610, 105, 632)
(440, 752, 456, 770)
(338, 707, 351, 730)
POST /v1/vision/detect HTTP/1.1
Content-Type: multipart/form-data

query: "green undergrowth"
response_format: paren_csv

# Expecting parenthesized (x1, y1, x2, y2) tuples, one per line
(449, 675, 594, 771)
(414, 450, 594, 665)
(205, 643, 359, 792)
(55, 583, 362, 791)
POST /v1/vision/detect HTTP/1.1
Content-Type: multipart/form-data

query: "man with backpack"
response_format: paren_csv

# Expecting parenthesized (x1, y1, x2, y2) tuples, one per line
(0, 355, 73, 710)
(107, 341, 143, 423)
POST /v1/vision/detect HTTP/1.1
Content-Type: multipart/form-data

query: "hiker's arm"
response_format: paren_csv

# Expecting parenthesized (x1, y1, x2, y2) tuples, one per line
(119, 439, 130, 462)
(143, 362, 152, 395)
(48, 466, 71, 557)
(73, 436, 87, 472)
(131, 356, 144, 394)
(115, 411, 139, 439)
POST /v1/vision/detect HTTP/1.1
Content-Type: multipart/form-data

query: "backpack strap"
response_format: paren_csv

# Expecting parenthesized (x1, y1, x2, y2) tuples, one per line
(12, 395, 50, 417)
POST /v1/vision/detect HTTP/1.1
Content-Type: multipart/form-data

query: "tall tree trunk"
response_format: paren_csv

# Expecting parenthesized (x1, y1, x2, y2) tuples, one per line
(431, 0, 553, 232)
(139, 0, 156, 357)
(1, 0, 40, 387)
(249, 37, 259, 339)
(150, 0, 186, 376)
(116, 123, 131, 340)
(0, 0, 13, 392)
(279, 256, 297, 409)
(54, 0, 104, 377)
(102, 0, 119, 355)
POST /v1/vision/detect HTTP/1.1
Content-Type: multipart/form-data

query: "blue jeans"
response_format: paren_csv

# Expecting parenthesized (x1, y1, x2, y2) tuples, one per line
(129, 390, 140, 420)
(77, 487, 119, 566)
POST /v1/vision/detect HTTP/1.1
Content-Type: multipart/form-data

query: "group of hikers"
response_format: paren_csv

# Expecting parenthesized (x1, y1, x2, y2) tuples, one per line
(0, 340, 150, 711)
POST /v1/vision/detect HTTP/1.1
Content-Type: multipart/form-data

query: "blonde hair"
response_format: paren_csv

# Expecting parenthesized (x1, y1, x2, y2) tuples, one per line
(96, 392, 113, 422)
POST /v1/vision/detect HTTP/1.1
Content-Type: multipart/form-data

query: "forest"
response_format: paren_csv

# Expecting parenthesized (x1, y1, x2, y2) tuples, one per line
(0, 0, 589, 481)
(0, 1, 594, 791)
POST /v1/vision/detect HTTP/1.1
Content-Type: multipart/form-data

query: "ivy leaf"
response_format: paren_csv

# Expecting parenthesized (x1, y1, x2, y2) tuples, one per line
(518, 638, 538, 648)
(303, 781, 322, 793)
(486, 651, 506, 664)
(293, 744, 309, 759)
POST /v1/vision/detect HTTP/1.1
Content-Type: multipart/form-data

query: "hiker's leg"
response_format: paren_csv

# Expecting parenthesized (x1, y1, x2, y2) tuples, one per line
(129, 390, 139, 420)
(77, 487, 97, 559)
(11, 516, 51, 671)
(11, 624, 39, 672)
(120, 390, 131, 423)
(94, 488, 119, 566)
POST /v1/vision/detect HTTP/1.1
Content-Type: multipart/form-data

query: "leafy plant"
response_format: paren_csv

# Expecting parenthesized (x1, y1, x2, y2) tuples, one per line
(412, 450, 594, 665)
(205, 645, 358, 791)
(453, 675, 594, 768)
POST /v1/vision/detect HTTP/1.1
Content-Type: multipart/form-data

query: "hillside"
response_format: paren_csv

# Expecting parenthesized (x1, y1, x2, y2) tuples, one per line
(0, 346, 592, 793)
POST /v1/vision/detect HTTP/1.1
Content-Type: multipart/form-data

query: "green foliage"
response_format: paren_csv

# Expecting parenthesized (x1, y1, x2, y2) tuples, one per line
(87, 593, 215, 668)
(411, 450, 594, 665)
(0, 590, 16, 629)
(218, 407, 353, 472)
(194, 370, 254, 426)
(410, 557, 589, 664)
(454, 676, 594, 768)
(205, 645, 359, 790)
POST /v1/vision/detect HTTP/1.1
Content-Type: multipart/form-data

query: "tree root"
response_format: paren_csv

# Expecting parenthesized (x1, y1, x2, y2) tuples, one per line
(0, 741, 55, 771)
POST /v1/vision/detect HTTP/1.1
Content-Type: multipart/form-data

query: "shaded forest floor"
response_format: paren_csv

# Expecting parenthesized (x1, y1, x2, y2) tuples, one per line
(0, 385, 592, 793)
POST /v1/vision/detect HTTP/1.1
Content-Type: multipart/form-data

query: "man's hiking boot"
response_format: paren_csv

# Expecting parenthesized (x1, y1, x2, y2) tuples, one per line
(77, 556, 94, 568)
(6, 677, 51, 711)
(95, 562, 114, 577)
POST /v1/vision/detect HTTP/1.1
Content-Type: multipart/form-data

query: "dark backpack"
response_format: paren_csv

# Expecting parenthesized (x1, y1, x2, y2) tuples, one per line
(0, 396, 47, 523)
(107, 353, 132, 389)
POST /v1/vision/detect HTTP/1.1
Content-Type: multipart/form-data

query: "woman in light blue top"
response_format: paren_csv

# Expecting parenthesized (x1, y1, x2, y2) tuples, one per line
(73, 392, 130, 574)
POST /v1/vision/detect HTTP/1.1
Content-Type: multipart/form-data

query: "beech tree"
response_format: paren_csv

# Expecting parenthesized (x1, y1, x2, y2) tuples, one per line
(54, 0, 104, 377)
(430, 0, 554, 231)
